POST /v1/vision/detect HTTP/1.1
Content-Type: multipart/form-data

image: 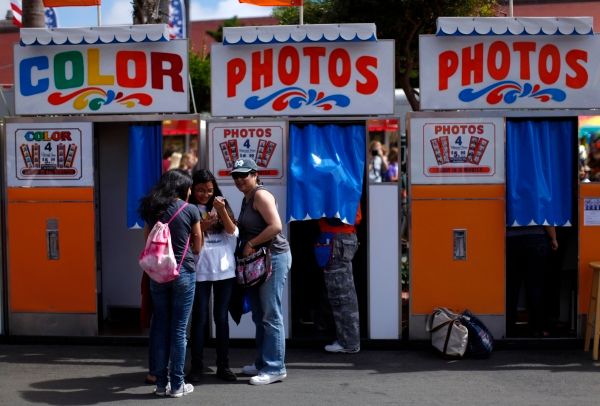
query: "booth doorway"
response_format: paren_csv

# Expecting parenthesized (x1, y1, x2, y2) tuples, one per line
(505, 117, 578, 338)
(287, 121, 368, 341)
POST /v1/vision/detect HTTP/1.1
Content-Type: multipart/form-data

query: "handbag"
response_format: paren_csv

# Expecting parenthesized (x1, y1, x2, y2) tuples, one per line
(426, 307, 468, 358)
(235, 246, 272, 288)
(460, 310, 494, 358)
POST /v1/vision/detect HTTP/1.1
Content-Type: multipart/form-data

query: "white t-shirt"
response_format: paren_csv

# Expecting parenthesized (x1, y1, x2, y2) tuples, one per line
(195, 226, 238, 282)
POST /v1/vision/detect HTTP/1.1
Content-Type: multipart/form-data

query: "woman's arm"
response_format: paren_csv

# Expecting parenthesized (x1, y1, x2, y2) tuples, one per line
(191, 221, 203, 255)
(213, 196, 236, 235)
(241, 189, 282, 257)
(544, 226, 558, 251)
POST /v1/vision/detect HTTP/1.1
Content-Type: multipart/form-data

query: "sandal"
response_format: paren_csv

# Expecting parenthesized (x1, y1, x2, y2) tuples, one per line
(144, 374, 157, 385)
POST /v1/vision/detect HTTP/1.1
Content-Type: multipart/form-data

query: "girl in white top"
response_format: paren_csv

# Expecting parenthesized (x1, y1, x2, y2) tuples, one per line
(188, 170, 238, 382)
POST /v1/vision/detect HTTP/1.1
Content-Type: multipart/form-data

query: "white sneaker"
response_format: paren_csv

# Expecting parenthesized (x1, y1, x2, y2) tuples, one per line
(324, 341, 360, 353)
(249, 372, 287, 385)
(241, 364, 259, 375)
(169, 383, 194, 398)
(153, 383, 170, 397)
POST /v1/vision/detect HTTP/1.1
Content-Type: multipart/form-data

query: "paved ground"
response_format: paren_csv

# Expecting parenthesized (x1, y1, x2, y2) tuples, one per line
(0, 342, 599, 405)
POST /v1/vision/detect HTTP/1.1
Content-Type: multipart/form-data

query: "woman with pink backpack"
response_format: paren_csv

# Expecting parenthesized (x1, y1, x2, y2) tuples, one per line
(139, 169, 203, 397)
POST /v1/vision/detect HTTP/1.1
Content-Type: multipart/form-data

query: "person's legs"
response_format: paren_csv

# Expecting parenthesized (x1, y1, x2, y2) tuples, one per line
(324, 233, 360, 351)
(149, 281, 172, 391)
(212, 278, 235, 368)
(168, 271, 196, 391)
(255, 251, 291, 376)
(189, 281, 211, 375)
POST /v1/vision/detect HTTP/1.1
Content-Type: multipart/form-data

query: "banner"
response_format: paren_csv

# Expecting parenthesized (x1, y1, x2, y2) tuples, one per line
(420, 35, 600, 110)
(211, 40, 394, 116)
(14, 40, 189, 115)
(6, 122, 94, 187)
(239, 0, 302, 5)
(43, 0, 100, 6)
(410, 116, 505, 184)
(209, 121, 285, 182)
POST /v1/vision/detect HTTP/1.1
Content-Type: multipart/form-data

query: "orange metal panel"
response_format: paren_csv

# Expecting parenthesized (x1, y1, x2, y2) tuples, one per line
(7, 187, 93, 202)
(411, 184, 505, 200)
(579, 183, 600, 314)
(7, 193, 96, 313)
(411, 185, 505, 315)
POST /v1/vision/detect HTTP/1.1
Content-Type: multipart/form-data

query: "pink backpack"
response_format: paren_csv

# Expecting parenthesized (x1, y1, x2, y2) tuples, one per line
(139, 202, 190, 283)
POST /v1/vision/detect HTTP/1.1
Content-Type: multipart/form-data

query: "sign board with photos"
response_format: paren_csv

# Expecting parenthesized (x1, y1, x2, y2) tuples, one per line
(209, 121, 286, 183)
(410, 116, 505, 184)
(6, 122, 94, 187)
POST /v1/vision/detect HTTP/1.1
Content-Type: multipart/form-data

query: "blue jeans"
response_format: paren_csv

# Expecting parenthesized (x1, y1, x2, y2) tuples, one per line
(249, 250, 291, 375)
(190, 278, 235, 370)
(149, 271, 196, 389)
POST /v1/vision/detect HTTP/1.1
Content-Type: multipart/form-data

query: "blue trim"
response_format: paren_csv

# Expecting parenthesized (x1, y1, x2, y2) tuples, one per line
(223, 32, 376, 45)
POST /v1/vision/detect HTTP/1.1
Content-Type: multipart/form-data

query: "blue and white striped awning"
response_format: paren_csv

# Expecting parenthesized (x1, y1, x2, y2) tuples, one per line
(20, 24, 170, 46)
(436, 17, 594, 36)
(223, 23, 377, 45)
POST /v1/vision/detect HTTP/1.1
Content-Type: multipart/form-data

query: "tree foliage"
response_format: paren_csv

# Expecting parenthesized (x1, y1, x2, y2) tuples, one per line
(274, 0, 498, 110)
(188, 51, 211, 113)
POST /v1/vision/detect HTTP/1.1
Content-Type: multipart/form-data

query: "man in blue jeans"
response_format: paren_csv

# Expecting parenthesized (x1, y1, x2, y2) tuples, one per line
(318, 206, 361, 353)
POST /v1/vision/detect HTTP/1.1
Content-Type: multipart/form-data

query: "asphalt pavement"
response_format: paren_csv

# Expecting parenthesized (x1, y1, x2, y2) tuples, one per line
(0, 342, 599, 405)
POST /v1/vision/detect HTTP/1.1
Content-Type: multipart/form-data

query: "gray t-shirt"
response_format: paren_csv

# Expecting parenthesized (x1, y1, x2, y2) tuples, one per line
(158, 200, 201, 273)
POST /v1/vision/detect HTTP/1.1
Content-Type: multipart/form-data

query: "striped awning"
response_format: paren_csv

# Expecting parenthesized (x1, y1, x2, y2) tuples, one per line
(436, 17, 593, 36)
(223, 23, 377, 45)
(20, 24, 170, 46)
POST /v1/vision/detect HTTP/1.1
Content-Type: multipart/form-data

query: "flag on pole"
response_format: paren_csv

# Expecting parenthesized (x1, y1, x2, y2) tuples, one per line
(10, 0, 22, 27)
(168, 0, 186, 39)
(43, 0, 101, 7)
(45, 7, 58, 28)
(239, 0, 303, 5)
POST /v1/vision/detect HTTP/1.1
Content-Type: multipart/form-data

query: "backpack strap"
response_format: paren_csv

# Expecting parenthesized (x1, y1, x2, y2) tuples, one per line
(167, 201, 191, 273)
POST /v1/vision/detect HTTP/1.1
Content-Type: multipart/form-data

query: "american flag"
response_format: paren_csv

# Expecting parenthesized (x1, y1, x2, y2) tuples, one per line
(168, 0, 186, 39)
(11, 1, 58, 28)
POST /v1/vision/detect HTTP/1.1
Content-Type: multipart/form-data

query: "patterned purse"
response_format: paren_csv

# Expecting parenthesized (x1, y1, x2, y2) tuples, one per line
(235, 246, 272, 288)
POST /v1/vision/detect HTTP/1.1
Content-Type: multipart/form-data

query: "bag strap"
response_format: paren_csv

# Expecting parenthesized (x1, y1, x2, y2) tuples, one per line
(443, 319, 462, 355)
(166, 202, 189, 225)
(168, 201, 190, 272)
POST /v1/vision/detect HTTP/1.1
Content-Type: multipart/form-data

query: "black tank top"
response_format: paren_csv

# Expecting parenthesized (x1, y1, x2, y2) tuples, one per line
(238, 186, 289, 254)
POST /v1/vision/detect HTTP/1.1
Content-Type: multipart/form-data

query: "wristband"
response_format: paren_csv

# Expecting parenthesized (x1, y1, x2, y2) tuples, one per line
(247, 240, 254, 248)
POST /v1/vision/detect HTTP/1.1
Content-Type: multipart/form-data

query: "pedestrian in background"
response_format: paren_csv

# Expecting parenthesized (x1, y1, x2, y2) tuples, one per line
(139, 169, 203, 397)
(187, 169, 238, 383)
(230, 158, 292, 385)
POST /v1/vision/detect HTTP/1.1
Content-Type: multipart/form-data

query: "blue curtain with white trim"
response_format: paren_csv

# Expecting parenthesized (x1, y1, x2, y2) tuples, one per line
(506, 118, 574, 227)
(127, 124, 162, 229)
(286, 123, 365, 224)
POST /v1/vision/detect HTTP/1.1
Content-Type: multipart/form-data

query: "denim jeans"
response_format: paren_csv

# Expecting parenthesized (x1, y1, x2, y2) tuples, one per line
(249, 250, 291, 375)
(149, 270, 196, 390)
(190, 278, 235, 370)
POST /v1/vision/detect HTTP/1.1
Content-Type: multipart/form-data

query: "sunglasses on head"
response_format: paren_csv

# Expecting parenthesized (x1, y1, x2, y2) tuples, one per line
(231, 172, 252, 180)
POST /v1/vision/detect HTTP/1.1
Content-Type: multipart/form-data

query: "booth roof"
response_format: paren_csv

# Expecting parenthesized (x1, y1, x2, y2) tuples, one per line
(436, 17, 594, 36)
(223, 23, 377, 45)
(19, 24, 170, 46)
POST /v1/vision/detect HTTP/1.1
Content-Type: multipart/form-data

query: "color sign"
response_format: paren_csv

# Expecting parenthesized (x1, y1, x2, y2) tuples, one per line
(420, 35, 599, 110)
(209, 121, 285, 182)
(6, 122, 93, 186)
(410, 117, 505, 184)
(14, 40, 189, 115)
(211, 41, 395, 116)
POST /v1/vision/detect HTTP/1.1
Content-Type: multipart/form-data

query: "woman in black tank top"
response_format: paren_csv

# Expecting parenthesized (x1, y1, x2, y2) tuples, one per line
(230, 158, 291, 385)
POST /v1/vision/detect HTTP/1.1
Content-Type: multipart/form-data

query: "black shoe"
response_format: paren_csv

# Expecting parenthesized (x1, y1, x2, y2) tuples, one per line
(216, 367, 237, 382)
(186, 368, 204, 383)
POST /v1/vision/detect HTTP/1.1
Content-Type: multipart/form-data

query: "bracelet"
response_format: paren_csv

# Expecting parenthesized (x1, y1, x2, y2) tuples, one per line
(247, 240, 254, 248)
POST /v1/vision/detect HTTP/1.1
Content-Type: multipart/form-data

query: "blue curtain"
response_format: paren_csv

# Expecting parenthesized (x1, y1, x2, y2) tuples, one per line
(127, 124, 162, 229)
(287, 123, 365, 224)
(506, 119, 574, 226)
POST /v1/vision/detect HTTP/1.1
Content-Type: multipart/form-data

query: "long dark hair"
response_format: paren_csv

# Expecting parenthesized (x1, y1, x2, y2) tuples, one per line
(139, 169, 192, 224)
(191, 169, 235, 233)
